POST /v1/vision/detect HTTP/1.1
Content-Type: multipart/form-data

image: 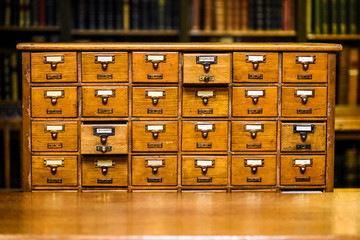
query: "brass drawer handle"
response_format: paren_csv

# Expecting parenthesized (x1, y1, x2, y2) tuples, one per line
(145, 159, 165, 174)
(293, 124, 314, 142)
(94, 55, 115, 70)
(245, 90, 265, 105)
(146, 54, 166, 70)
(195, 124, 215, 139)
(44, 55, 64, 70)
(243, 124, 264, 139)
(93, 127, 115, 145)
(245, 55, 266, 70)
(145, 124, 166, 139)
(95, 89, 116, 105)
(296, 56, 316, 71)
(196, 55, 218, 72)
(44, 159, 64, 174)
(245, 159, 264, 174)
(195, 90, 215, 105)
(95, 160, 115, 175)
(44, 124, 65, 139)
(145, 90, 166, 106)
(294, 89, 315, 105)
(293, 159, 313, 174)
(44, 90, 65, 105)
(195, 159, 215, 174)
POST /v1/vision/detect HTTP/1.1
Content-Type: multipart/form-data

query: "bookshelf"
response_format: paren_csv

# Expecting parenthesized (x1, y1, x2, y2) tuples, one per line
(0, 0, 360, 190)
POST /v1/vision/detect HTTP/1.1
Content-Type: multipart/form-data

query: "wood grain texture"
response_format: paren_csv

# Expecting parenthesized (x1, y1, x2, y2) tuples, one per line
(183, 53, 231, 84)
(233, 52, 279, 83)
(280, 155, 326, 185)
(80, 124, 128, 154)
(132, 87, 178, 117)
(132, 52, 179, 83)
(283, 52, 328, 83)
(31, 86, 78, 117)
(231, 155, 276, 186)
(82, 52, 128, 82)
(182, 121, 228, 151)
(132, 155, 177, 186)
(81, 155, 128, 187)
(232, 86, 278, 117)
(281, 122, 326, 152)
(31, 121, 78, 152)
(282, 86, 327, 117)
(182, 87, 229, 117)
(32, 155, 78, 187)
(82, 86, 128, 117)
(31, 52, 77, 83)
(182, 155, 228, 186)
(232, 121, 277, 151)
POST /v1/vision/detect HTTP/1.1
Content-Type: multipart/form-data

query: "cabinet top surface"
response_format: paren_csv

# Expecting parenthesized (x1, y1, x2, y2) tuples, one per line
(16, 42, 343, 51)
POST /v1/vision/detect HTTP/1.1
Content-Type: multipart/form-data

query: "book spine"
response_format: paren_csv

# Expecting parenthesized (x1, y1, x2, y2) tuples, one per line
(344, 146, 359, 187)
(98, 0, 105, 30)
(19, 0, 25, 27)
(10, 52, 18, 101)
(330, 0, 338, 34)
(336, 47, 349, 105)
(141, 0, 149, 30)
(255, 0, 264, 30)
(31, 0, 39, 26)
(321, 0, 329, 34)
(314, 0, 321, 34)
(283, 0, 291, 30)
(172, 0, 179, 30)
(88, 0, 96, 30)
(247, 0, 255, 30)
(158, 0, 165, 30)
(3, 53, 11, 100)
(0, 53, 3, 99)
(131, 0, 140, 30)
(339, 0, 346, 34)
(215, 0, 225, 31)
(165, 0, 172, 30)
(191, 0, 201, 30)
(348, 47, 359, 105)
(46, 0, 55, 26)
(348, 0, 357, 34)
(39, 0, 45, 26)
(24, 0, 31, 27)
(241, 0, 248, 30)
(115, 0, 123, 29)
(11, 0, 19, 26)
(203, 0, 212, 30)
(233, 0, 241, 30)
(106, 0, 114, 30)
(4, 0, 11, 26)
(265, 0, 271, 30)
(55, 0, 61, 26)
(226, 0, 233, 31)
(150, 0, 158, 30)
(123, 0, 130, 30)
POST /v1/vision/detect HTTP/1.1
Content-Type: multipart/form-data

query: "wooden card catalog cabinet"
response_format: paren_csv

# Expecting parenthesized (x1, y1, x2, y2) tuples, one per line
(17, 43, 341, 192)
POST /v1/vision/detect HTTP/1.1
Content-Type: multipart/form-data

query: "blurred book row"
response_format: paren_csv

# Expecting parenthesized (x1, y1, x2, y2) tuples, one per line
(0, 0, 61, 27)
(335, 141, 360, 188)
(190, 0, 294, 32)
(73, 0, 180, 31)
(0, 52, 21, 102)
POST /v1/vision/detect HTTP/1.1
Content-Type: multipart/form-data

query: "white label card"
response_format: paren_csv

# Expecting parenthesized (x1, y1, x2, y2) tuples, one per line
(147, 160, 164, 166)
(298, 56, 315, 63)
(296, 90, 314, 96)
(295, 125, 312, 132)
(46, 56, 62, 62)
(198, 56, 215, 62)
(247, 90, 264, 96)
(147, 91, 164, 97)
(197, 91, 214, 97)
(197, 125, 214, 131)
(46, 125, 64, 131)
(45, 160, 63, 166)
(196, 160, 213, 167)
(147, 125, 164, 131)
(46, 91, 63, 97)
(97, 90, 114, 96)
(246, 160, 263, 166)
(96, 128, 113, 134)
(147, 55, 165, 61)
(248, 55, 264, 62)
(245, 125, 263, 131)
(295, 159, 311, 165)
(96, 160, 113, 167)
(97, 56, 114, 62)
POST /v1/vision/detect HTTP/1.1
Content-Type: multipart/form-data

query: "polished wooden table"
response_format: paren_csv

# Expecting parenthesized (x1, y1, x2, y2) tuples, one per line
(0, 192, 359, 240)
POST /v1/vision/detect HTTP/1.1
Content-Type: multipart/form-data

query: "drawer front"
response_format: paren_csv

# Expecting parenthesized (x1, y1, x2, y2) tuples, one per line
(132, 121, 178, 152)
(232, 86, 278, 117)
(283, 52, 328, 83)
(132, 155, 177, 186)
(182, 121, 228, 151)
(31, 87, 78, 118)
(132, 52, 179, 83)
(281, 122, 326, 152)
(82, 155, 128, 187)
(183, 53, 231, 84)
(32, 156, 78, 187)
(82, 86, 128, 117)
(31, 121, 78, 152)
(31, 52, 77, 83)
(233, 52, 278, 83)
(81, 124, 128, 154)
(182, 87, 229, 117)
(132, 87, 178, 117)
(82, 52, 128, 82)
(182, 155, 228, 186)
(231, 155, 276, 186)
(280, 155, 325, 185)
(232, 121, 277, 151)
(281, 86, 327, 117)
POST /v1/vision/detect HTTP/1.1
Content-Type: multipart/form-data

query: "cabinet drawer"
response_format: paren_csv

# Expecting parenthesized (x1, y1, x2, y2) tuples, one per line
(32, 156, 78, 187)
(132, 52, 178, 83)
(280, 155, 325, 185)
(82, 86, 128, 117)
(182, 155, 227, 186)
(281, 122, 326, 152)
(283, 53, 327, 83)
(31, 121, 78, 152)
(182, 121, 228, 151)
(82, 52, 128, 83)
(232, 121, 277, 151)
(182, 87, 228, 117)
(132, 155, 177, 186)
(232, 86, 278, 117)
(183, 53, 231, 84)
(281, 87, 327, 117)
(231, 155, 276, 186)
(82, 156, 128, 187)
(31, 87, 78, 118)
(132, 121, 178, 152)
(132, 87, 178, 117)
(81, 123, 128, 154)
(233, 52, 278, 83)
(31, 52, 77, 83)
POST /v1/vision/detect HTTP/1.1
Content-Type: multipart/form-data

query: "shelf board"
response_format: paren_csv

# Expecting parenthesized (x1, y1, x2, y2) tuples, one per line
(190, 30, 297, 37)
(71, 29, 180, 36)
(0, 26, 60, 32)
(307, 34, 360, 41)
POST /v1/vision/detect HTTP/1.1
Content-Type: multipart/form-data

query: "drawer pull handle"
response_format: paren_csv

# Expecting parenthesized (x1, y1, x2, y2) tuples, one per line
(293, 124, 314, 142)
(196, 55, 217, 73)
(145, 124, 166, 139)
(245, 90, 265, 105)
(195, 159, 215, 174)
(203, 64, 210, 72)
(44, 159, 64, 175)
(102, 97, 108, 104)
(195, 124, 215, 139)
(250, 131, 257, 139)
(145, 90, 166, 105)
(296, 56, 316, 71)
(44, 90, 65, 105)
(244, 159, 264, 174)
(294, 90, 314, 105)
(95, 89, 116, 105)
(93, 127, 115, 145)
(243, 124, 264, 139)
(152, 132, 159, 139)
(94, 55, 115, 70)
(195, 90, 215, 105)
(301, 96, 308, 104)
(51, 98, 58, 104)
(245, 55, 266, 70)
(44, 55, 64, 70)
(51, 132, 58, 139)
(202, 97, 209, 105)
(95, 160, 115, 175)
(152, 98, 158, 105)
(293, 159, 312, 174)
(101, 136, 107, 144)
(145, 159, 165, 174)
(146, 54, 166, 70)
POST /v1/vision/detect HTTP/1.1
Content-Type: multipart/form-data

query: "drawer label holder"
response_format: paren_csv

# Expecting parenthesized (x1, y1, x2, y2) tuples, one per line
(245, 159, 264, 174)
(93, 127, 115, 144)
(195, 90, 215, 105)
(94, 55, 115, 70)
(95, 159, 115, 175)
(294, 89, 315, 104)
(44, 158, 64, 174)
(196, 55, 217, 72)
(293, 159, 313, 173)
(245, 89, 265, 105)
(145, 124, 166, 139)
(146, 54, 166, 69)
(296, 55, 316, 71)
(145, 90, 165, 105)
(44, 55, 64, 70)
(145, 159, 165, 174)
(44, 90, 64, 105)
(245, 55, 266, 70)
(95, 89, 116, 104)
(293, 124, 314, 141)
(195, 124, 215, 138)
(44, 124, 65, 140)
(195, 159, 215, 174)
(243, 124, 264, 139)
